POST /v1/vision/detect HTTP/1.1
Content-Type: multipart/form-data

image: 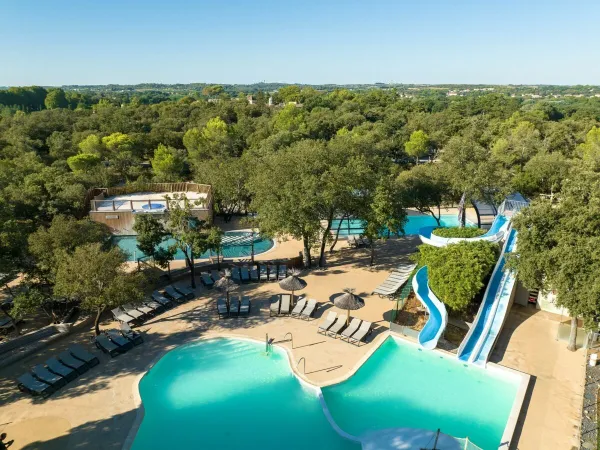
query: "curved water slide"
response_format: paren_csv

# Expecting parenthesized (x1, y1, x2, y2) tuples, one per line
(456, 228, 518, 365)
(418, 213, 509, 247)
(412, 266, 448, 350)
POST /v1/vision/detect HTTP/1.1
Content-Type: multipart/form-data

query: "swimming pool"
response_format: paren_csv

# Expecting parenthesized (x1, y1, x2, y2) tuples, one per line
(332, 214, 472, 237)
(113, 231, 274, 261)
(131, 337, 519, 450)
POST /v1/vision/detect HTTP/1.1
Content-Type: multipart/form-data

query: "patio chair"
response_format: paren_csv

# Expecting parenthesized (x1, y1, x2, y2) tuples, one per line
(269, 297, 281, 317)
(69, 344, 100, 367)
(58, 351, 89, 374)
(229, 297, 240, 316)
(250, 265, 259, 282)
(317, 312, 337, 334)
(120, 323, 144, 346)
(278, 264, 287, 280)
(95, 334, 123, 358)
(268, 265, 278, 281)
(326, 314, 348, 338)
(347, 235, 360, 248)
(201, 273, 215, 287)
(300, 298, 318, 320)
(122, 304, 146, 321)
(279, 294, 291, 315)
(240, 266, 250, 282)
(217, 298, 228, 318)
(239, 297, 251, 315)
(111, 307, 136, 325)
(211, 270, 222, 282)
(259, 265, 268, 281)
(340, 318, 362, 341)
(164, 286, 185, 302)
(32, 364, 67, 389)
(45, 357, 78, 382)
(106, 330, 135, 350)
(173, 285, 195, 300)
(17, 372, 55, 397)
(290, 298, 307, 317)
(348, 321, 373, 346)
(152, 291, 174, 308)
(231, 267, 242, 282)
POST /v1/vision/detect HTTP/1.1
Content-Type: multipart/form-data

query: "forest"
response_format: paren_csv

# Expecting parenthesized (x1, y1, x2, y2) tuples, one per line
(1, 85, 600, 340)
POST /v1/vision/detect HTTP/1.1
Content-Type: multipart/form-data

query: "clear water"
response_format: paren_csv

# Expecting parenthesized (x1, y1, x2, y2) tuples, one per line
(131, 339, 358, 450)
(322, 337, 518, 450)
(113, 231, 274, 261)
(332, 214, 465, 237)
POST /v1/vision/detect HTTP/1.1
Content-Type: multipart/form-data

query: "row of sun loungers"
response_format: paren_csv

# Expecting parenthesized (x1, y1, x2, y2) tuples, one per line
(17, 344, 100, 397)
(371, 263, 416, 298)
(348, 234, 369, 248)
(217, 297, 251, 318)
(290, 298, 318, 320)
(201, 264, 289, 287)
(317, 312, 372, 346)
(94, 324, 144, 358)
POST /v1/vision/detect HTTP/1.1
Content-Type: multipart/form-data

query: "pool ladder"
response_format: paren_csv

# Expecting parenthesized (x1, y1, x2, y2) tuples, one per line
(283, 332, 294, 348)
(296, 357, 306, 374)
(265, 333, 273, 354)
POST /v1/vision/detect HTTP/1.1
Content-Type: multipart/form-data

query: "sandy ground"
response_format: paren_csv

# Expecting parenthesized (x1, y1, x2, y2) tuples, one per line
(0, 226, 586, 450)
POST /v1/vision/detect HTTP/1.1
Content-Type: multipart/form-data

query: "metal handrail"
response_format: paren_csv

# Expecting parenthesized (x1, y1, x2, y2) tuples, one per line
(297, 357, 306, 374)
(283, 332, 293, 348)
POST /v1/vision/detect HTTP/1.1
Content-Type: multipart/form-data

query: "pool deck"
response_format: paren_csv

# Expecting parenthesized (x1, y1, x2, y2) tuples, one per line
(0, 234, 585, 450)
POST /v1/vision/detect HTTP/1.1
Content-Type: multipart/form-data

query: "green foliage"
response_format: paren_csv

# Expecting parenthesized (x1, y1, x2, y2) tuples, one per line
(431, 227, 486, 238)
(132, 214, 174, 268)
(67, 152, 101, 172)
(578, 126, 600, 169)
(44, 89, 68, 109)
(151, 144, 184, 182)
(416, 241, 499, 311)
(404, 130, 430, 161)
(78, 134, 104, 155)
(398, 163, 451, 225)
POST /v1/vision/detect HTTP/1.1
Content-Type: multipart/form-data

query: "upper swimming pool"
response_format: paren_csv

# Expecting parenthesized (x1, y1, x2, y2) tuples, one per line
(333, 214, 472, 237)
(113, 231, 274, 261)
(131, 336, 520, 450)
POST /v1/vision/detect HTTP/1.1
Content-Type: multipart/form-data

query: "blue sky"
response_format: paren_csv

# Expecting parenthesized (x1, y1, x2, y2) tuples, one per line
(1, 0, 599, 86)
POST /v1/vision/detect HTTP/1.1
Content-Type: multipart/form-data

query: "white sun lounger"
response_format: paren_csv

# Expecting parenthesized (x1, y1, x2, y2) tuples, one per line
(340, 318, 362, 341)
(318, 312, 337, 334)
(372, 264, 416, 298)
(326, 314, 348, 337)
(123, 304, 146, 320)
(349, 321, 372, 345)
(279, 294, 291, 315)
(300, 298, 317, 320)
(290, 298, 307, 317)
(111, 307, 135, 325)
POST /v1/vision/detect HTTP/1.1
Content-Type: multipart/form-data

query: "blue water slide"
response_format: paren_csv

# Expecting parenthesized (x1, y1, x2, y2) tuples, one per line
(419, 214, 509, 247)
(456, 228, 518, 364)
(412, 266, 448, 350)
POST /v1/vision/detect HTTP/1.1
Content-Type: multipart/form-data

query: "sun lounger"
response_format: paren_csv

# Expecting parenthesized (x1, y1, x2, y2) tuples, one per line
(229, 297, 240, 316)
(120, 323, 144, 345)
(173, 285, 195, 300)
(133, 302, 154, 316)
(231, 267, 242, 282)
(122, 304, 146, 321)
(348, 321, 372, 345)
(269, 298, 281, 317)
(164, 286, 185, 302)
(111, 307, 136, 325)
(299, 298, 318, 320)
(45, 357, 78, 382)
(144, 300, 165, 313)
(201, 272, 215, 287)
(372, 264, 416, 298)
(17, 372, 55, 397)
(69, 344, 100, 367)
(152, 291, 174, 308)
(290, 298, 307, 317)
(106, 330, 137, 349)
(278, 264, 287, 280)
(326, 314, 348, 337)
(58, 351, 89, 374)
(279, 294, 291, 315)
(259, 265, 268, 281)
(32, 364, 67, 389)
(241, 266, 250, 282)
(95, 334, 123, 357)
(268, 265, 278, 281)
(240, 297, 251, 315)
(217, 298, 228, 318)
(318, 312, 337, 334)
(250, 266, 259, 282)
(340, 318, 362, 341)
(211, 270, 222, 282)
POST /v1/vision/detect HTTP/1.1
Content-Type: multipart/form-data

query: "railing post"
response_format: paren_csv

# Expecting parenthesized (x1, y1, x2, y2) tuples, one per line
(112, 200, 116, 211)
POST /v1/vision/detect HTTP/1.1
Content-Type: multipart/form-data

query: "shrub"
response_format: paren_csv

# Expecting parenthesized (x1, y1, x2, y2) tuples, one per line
(432, 227, 486, 238)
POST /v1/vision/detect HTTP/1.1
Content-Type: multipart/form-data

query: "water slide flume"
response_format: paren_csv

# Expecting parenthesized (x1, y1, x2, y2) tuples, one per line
(412, 266, 448, 350)
(418, 214, 509, 247)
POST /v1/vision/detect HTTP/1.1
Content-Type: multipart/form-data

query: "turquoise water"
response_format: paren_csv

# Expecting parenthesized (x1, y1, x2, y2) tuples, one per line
(131, 339, 358, 450)
(322, 337, 518, 449)
(333, 214, 467, 237)
(113, 231, 274, 261)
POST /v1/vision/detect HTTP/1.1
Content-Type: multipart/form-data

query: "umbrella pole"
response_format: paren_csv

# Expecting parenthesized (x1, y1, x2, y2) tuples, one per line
(291, 289, 295, 307)
(347, 308, 350, 326)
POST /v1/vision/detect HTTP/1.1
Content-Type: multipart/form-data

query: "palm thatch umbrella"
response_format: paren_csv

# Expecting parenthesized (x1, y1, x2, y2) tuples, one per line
(334, 288, 365, 326)
(214, 269, 239, 307)
(278, 268, 306, 306)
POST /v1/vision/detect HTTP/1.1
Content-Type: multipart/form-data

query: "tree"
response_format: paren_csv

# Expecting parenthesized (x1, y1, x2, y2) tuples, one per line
(404, 130, 430, 164)
(78, 134, 104, 156)
(151, 144, 185, 182)
(491, 121, 542, 170)
(67, 153, 102, 172)
(132, 214, 174, 274)
(512, 152, 572, 199)
(416, 241, 498, 312)
(578, 126, 600, 169)
(54, 243, 146, 335)
(511, 171, 600, 351)
(44, 89, 68, 109)
(183, 117, 232, 161)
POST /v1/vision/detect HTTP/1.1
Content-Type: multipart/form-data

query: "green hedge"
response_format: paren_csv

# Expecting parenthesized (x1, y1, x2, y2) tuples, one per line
(432, 226, 487, 238)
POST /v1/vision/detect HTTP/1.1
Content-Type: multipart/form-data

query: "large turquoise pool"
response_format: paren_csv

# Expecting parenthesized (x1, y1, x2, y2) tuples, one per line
(113, 231, 274, 261)
(333, 214, 473, 237)
(131, 337, 519, 450)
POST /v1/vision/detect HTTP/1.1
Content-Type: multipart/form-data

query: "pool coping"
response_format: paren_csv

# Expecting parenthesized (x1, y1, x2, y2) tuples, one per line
(122, 330, 529, 450)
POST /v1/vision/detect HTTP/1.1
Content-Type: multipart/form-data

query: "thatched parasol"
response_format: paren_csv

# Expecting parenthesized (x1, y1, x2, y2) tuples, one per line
(278, 268, 306, 306)
(334, 288, 365, 326)
(215, 269, 239, 306)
